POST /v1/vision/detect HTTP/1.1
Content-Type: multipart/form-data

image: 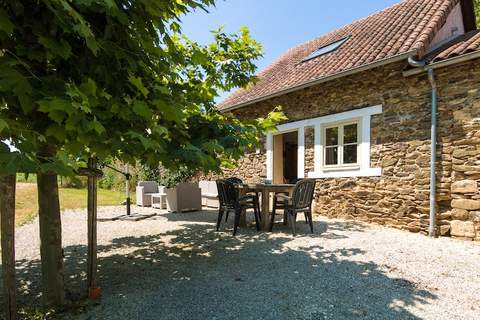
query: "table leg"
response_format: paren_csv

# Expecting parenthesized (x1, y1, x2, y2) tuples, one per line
(238, 189, 247, 227)
(239, 208, 247, 227)
(261, 189, 270, 230)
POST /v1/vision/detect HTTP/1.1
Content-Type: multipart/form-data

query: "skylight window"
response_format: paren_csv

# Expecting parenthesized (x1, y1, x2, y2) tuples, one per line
(302, 37, 348, 62)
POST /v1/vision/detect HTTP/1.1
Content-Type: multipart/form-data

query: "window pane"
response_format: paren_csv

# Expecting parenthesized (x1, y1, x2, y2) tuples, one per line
(325, 147, 338, 165)
(302, 37, 349, 62)
(344, 124, 357, 144)
(325, 127, 338, 146)
(344, 144, 358, 164)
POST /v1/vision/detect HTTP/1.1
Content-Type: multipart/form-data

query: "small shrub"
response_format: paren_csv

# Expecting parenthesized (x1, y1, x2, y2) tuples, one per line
(157, 167, 195, 188)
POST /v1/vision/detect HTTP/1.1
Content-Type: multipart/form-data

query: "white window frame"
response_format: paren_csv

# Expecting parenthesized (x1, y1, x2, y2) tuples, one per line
(322, 120, 360, 170)
(265, 105, 382, 179)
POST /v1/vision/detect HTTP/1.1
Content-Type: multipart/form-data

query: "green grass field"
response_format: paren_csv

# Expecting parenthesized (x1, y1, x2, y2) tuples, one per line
(15, 183, 127, 226)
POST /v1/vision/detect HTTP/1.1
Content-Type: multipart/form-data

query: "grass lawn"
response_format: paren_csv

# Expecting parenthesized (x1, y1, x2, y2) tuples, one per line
(15, 183, 128, 226)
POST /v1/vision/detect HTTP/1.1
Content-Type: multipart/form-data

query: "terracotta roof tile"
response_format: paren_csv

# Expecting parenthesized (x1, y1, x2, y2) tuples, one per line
(430, 30, 480, 62)
(219, 0, 460, 110)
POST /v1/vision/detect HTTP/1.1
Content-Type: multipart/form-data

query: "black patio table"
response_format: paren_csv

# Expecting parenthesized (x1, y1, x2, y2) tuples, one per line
(237, 183, 295, 231)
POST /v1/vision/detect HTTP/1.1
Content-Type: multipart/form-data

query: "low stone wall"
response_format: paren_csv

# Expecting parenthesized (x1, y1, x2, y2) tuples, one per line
(442, 121, 480, 241)
(223, 58, 480, 241)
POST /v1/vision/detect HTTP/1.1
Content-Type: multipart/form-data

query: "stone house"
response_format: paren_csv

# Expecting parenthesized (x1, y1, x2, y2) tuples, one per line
(217, 0, 480, 240)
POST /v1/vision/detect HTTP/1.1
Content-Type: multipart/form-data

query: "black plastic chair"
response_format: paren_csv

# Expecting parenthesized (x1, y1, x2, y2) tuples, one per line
(225, 177, 261, 223)
(270, 179, 317, 235)
(272, 178, 307, 226)
(226, 177, 243, 184)
(216, 179, 261, 236)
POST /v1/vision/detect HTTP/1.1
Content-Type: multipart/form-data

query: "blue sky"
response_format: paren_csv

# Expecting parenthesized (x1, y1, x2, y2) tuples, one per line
(180, 0, 400, 101)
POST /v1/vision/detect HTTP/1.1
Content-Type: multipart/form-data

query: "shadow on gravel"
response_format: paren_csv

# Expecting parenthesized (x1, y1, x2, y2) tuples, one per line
(2, 212, 436, 320)
(161, 209, 367, 239)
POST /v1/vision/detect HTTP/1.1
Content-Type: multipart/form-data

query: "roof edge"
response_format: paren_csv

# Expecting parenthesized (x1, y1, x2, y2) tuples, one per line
(403, 48, 480, 76)
(220, 50, 416, 112)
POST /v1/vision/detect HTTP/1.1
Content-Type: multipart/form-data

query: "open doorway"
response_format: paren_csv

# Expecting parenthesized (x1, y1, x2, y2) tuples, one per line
(273, 131, 298, 184)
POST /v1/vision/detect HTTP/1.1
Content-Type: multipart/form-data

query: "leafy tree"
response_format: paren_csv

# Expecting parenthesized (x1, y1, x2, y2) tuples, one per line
(0, 0, 284, 307)
(475, 0, 480, 27)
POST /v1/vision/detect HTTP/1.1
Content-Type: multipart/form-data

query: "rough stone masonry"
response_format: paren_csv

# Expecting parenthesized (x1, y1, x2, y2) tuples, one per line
(223, 58, 480, 241)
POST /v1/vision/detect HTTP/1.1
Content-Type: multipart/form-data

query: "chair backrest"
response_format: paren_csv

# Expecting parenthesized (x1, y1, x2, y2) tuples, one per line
(138, 181, 158, 193)
(226, 177, 243, 185)
(216, 179, 238, 209)
(207, 181, 218, 196)
(291, 179, 316, 210)
(198, 180, 209, 193)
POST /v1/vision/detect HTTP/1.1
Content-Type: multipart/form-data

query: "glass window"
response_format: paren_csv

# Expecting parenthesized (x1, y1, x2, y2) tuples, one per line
(344, 124, 357, 144)
(325, 127, 338, 146)
(343, 123, 358, 164)
(324, 122, 359, 167)
(325, 146, 338, 165)
(302, 37, 349, 62)
(343, 145, 357, 164)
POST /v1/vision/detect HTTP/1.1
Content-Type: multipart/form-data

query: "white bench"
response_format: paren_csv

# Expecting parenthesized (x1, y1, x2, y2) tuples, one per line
(199, 181, 219, 208)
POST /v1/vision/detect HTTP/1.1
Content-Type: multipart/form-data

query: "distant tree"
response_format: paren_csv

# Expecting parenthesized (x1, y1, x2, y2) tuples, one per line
(0, 0, 284, 307)
(475, 0, 480, 27)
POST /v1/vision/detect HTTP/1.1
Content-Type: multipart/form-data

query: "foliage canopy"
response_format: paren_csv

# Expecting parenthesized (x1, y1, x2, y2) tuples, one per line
(0, 0, 285, 175)
(475, 0, 480, 27)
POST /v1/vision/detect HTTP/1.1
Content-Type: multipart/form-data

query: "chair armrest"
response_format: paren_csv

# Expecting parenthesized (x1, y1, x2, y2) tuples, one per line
(136, 186, 146, 206)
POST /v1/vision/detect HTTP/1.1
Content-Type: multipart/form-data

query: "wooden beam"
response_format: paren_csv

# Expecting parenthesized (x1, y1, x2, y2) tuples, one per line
(86, 158, 100, 299)
(77, 167, 103, 178)
(1, 174, 17, 320)
(460, 0, 477, 32)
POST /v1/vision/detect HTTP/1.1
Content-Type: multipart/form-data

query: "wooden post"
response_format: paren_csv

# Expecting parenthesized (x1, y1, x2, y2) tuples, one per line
(125, 164, 131, 216)
(86, 158, 99, 299)
(0, 174, 17, 320)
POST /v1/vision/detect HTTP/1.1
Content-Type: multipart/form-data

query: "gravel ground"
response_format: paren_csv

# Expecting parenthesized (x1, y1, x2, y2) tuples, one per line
(3, 206, 480, 320)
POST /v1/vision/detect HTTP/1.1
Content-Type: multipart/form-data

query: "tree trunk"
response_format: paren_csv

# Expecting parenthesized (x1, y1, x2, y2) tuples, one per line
(37, 156, 65, 306)
(1, 174, 17, 320)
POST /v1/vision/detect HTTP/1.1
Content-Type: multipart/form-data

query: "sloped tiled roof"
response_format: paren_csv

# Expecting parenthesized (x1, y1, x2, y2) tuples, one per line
(430, 29, 480, 62)
(218, 0, 462, 110)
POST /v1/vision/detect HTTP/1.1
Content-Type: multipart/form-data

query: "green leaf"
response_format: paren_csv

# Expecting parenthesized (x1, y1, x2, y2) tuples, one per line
(128, 76, 150, 97)
(49, 110, 67, 124)
(38, 98, 72, 113)
(0, 64, 32, 98)
(191, 50, 208, 65)
(155, 99, 183, 123)
(139, 136, 159, 150)
(91, 120, 106, 134)
(40, 161, 75, 176)
(106, 0, 117, 9)
(19, 94, 34, 113)
(38, 36, 72, 59)
(0, 9, 14, 34)
(0, 118, 8, 132)
(152, 125, 168, 137)
(132, 101, 152, 118)
(0, 152, 36, 175)
(45, 124, 67, 141)
(85, 37, 99, 55)
(79, 78, 97, 96)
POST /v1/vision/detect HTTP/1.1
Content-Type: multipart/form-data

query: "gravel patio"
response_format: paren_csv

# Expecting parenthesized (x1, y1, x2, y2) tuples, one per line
(4, 206, 480, 319)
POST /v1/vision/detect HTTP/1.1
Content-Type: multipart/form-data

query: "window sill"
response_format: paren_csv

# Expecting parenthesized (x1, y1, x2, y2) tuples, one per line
(307, 167, 382, 178)
(322, 164, 360, 172)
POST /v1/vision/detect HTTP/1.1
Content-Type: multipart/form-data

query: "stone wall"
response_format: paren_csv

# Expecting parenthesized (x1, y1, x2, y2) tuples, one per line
(435, 63, 480, 241)
(223, 58, 480, 241)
